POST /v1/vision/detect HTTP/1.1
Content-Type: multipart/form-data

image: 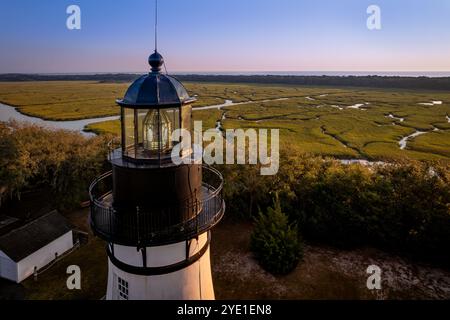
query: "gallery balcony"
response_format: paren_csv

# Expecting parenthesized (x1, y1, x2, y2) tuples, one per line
(89, 165, 225, 247)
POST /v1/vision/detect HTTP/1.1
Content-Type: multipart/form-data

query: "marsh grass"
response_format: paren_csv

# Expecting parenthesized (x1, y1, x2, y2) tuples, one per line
(1, 81, 449, 161)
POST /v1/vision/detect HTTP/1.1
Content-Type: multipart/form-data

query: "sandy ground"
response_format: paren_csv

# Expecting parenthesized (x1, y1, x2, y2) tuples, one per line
(211, 220, 450, 300)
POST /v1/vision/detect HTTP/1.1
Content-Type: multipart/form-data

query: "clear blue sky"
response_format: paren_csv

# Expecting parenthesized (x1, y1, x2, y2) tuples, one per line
(0, 0, 449, 73)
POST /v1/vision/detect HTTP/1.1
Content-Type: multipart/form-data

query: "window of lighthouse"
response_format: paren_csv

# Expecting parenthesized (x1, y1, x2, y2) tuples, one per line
(181, 105, 192, 134)
(123, 108, 135, 154)
(117, 277, 129, 300)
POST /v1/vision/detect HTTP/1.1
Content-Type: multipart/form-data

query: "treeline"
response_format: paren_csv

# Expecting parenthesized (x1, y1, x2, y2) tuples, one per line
(0, 121, 110, 209)
(218, 151, 450, 266)
(178, 75, 450, 91)
(2, 73, 450, 91)
(0, 73, 140, 83)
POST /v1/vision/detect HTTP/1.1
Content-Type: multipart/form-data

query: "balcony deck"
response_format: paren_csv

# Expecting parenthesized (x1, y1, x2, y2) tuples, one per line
(89, 165, 225, 247)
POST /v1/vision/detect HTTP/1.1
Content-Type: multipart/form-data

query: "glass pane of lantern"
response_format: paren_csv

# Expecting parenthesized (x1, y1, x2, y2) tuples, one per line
(137, 109, 160, 159)
(137, 110, 147, 146)
(138, 108, 180, 159)
(181, 105, 192, 133)
(166, 107, 180, 142)
(124, 108, 135, 156)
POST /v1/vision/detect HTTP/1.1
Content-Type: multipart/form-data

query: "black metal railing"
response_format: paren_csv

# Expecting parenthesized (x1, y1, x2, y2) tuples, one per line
(107, 138, 198, 168)
(89, 165, 225, 246)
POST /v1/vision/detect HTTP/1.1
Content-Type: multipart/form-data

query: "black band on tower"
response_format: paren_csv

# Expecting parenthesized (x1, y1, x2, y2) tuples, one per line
(107, 232, 211, 276)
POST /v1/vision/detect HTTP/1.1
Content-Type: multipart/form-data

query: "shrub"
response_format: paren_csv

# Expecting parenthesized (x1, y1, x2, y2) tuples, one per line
(251, 195, 303, 275)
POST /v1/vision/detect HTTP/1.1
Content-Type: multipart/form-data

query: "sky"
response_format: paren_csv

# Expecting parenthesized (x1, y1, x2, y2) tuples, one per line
(0, 0, 450, 73)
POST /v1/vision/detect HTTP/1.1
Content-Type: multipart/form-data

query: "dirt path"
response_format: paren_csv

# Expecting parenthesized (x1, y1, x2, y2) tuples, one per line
(211, 220, 450, 300)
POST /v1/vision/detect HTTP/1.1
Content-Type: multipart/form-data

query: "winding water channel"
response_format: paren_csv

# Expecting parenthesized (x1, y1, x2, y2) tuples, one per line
(0, 103, 119, 137)
(0, 100, 447, 151)
(193, 97, 289, 111)
(399, 131, 428, 150)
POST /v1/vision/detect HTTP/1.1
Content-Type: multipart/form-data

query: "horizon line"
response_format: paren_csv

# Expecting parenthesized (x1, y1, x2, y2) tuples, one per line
(2, 70, 450, 76)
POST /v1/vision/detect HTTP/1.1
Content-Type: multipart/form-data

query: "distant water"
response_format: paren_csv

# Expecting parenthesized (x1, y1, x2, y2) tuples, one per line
(0, 103, 119, 137)
(35, 71, 450, 78)
(173, 71, 450, 78)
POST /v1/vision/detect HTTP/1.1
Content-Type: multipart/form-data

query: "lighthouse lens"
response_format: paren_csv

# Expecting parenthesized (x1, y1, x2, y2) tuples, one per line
(143, 109, 174, 154)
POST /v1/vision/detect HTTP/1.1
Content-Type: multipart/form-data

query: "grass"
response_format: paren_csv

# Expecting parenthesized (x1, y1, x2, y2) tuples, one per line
(1, 81, 449, 161)
(0, 81, 127, 120)
(84, 119, 121, 136)
(22, 237, 108, 300)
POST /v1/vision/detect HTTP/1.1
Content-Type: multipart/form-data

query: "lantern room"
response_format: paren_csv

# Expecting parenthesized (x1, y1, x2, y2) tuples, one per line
(116, 51, 196, 164)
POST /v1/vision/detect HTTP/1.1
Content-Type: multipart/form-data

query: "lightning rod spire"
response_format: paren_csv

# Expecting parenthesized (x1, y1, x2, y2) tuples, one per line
(154, 0, 158, 52)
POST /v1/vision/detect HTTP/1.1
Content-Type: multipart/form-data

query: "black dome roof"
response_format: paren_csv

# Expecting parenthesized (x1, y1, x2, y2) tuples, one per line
(117, 51, 195, 108)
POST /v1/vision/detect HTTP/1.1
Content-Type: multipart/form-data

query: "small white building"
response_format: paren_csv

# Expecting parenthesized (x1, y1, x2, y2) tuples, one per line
(0, 211, 74, 283)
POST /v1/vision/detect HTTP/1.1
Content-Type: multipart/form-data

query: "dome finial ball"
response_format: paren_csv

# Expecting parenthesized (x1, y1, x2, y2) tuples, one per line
(149, 51, 164, 73)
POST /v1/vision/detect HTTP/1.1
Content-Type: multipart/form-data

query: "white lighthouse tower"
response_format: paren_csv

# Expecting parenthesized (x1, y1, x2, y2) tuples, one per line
(89, 50, 225, 300)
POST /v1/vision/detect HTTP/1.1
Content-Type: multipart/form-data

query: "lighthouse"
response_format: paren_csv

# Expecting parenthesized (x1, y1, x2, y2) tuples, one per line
(89, 51, 225, 300)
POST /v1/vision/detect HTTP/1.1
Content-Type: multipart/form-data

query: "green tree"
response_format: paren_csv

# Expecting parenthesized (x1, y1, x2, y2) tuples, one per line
(251, 195, 303, 275)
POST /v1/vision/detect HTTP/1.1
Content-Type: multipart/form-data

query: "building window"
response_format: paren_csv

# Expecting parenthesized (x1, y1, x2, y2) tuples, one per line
(118, 277, 129, 300)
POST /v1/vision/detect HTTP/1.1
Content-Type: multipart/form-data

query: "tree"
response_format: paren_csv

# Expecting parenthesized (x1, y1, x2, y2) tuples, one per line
(0, 121, 110, 209)
(251, 194, 303, 275)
